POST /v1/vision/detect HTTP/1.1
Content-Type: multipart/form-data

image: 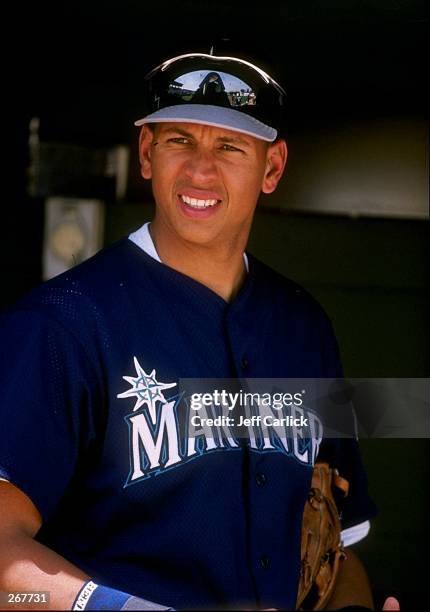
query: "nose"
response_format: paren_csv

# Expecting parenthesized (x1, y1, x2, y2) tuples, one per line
(183, 147, 218, 183)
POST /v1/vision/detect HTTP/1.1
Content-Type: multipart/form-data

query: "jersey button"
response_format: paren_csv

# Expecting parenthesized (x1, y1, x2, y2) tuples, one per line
(256, 472, 266, 486)
(260, 555, 270, 569)
(241, 356, 248, 370)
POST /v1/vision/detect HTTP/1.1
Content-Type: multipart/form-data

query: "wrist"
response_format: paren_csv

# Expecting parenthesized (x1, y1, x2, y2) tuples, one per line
(72, 580, 175, 611)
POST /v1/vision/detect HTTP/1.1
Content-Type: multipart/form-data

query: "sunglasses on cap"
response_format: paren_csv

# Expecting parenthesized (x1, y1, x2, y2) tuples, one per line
(134, 53, 287, 142)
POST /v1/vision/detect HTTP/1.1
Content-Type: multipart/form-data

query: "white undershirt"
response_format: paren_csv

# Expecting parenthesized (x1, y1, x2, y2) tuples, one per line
(341, 520, 371, 547)
(128, 223, 370, 547)
(129, 222, 249, 272)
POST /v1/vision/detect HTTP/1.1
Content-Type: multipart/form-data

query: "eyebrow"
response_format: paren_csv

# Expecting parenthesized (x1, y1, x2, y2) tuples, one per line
(216, 135, 251, 147)
(160, 127, 195, 138)
(160, 126, 252, 147)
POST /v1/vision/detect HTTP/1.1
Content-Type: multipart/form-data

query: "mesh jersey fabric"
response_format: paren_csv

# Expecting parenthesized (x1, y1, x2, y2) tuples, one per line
(0, 236, 377, 610)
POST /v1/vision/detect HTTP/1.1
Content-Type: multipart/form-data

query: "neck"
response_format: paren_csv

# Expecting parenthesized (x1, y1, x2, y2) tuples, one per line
(149, 221, 248, 302)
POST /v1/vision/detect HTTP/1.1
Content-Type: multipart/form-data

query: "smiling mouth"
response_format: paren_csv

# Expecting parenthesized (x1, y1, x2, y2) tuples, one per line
(179, 194, 221, 209)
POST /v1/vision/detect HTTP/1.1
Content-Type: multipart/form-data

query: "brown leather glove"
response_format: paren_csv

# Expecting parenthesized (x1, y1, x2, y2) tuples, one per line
(296, 462, 349, 610)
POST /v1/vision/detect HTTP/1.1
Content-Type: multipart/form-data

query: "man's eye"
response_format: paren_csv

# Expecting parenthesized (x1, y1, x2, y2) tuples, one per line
(168, 137, 191, 144)
(220, 144, 243, 152)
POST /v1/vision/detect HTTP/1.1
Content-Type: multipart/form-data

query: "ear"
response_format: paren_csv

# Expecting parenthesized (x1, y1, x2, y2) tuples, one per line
(261, 138, 288, 194)
(138, 125, 155, 179)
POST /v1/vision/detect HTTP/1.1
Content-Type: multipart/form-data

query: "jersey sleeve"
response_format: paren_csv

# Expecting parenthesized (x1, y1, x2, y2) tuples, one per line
(0, 305, 102, 522)
(317, 436, 378, 534)
(315, 309, 378, 536)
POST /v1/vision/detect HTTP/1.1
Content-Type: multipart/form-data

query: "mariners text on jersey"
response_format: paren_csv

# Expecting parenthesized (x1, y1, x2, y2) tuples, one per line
(117, 358, 324, 484)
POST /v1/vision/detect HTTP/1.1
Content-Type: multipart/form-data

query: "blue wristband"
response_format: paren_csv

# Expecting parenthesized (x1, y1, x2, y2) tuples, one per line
(72, 581, 175, 611)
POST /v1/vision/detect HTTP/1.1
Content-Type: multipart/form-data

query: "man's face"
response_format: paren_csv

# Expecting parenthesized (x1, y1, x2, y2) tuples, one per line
(139, 122, 287, 248)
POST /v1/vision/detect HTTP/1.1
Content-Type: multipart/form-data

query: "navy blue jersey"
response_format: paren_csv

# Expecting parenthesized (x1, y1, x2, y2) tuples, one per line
(0, 234, 376, 610)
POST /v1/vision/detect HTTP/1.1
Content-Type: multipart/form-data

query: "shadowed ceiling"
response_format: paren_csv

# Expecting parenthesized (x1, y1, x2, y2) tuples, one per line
(8, 0, 427, 144)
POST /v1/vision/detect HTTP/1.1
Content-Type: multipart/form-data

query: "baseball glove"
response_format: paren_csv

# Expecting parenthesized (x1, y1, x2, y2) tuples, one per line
(296, 462, 349, 610)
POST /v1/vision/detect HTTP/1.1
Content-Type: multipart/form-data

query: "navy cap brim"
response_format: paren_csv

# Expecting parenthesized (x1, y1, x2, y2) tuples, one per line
(134, 104, 278, 142)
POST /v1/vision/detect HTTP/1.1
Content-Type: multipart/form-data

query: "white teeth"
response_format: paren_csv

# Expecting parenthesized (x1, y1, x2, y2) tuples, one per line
(181, 195, 218, 208)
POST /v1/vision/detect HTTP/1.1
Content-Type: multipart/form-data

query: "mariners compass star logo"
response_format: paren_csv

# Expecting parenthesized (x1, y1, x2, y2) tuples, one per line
(117, 357, 176, 424)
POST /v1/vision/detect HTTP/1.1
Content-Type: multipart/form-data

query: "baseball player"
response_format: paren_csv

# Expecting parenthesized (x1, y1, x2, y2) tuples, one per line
(0, 52, 398, 610)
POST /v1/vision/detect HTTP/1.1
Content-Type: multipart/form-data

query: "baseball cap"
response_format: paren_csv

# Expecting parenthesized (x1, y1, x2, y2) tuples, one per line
(134, 53, 286, 142)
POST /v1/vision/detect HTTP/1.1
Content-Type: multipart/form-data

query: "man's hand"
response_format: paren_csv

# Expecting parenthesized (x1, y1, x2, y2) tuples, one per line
(383, 596, 400, 610)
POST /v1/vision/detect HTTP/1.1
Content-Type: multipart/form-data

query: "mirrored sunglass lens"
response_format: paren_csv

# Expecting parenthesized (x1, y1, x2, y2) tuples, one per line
(165, 70, 257, 108)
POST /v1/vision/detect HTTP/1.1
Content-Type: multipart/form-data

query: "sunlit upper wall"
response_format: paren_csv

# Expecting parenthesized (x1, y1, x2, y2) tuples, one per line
(261, 118, 428, 219)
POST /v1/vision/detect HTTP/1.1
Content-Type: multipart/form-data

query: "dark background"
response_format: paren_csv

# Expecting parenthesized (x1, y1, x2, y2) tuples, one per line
(3, 0, 429, 608)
